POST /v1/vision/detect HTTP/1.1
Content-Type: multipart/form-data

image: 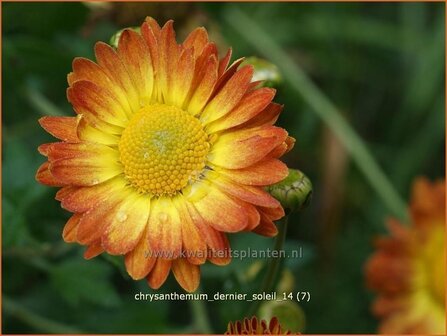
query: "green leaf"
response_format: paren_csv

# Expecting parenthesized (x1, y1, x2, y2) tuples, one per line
(3, 3, 88, 37)
(3, 139, 40, 192)
(50, 258, 121, 308)
(101, 254, 130, 279)
(2, 196, 31, 248)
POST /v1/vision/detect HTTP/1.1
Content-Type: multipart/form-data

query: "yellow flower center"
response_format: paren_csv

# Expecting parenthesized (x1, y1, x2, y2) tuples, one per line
(119, 104, 209, 195)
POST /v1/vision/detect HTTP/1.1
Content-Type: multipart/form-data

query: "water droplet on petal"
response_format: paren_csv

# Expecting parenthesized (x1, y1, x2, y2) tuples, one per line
(91, 179, 99, 185)
(158, 212, 169, 223)
(117, 211, 128, 222)
(143, 152, 149, 159)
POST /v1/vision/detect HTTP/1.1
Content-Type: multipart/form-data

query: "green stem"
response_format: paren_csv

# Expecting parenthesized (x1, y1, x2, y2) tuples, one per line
(189, 288, 213, 334)
(224, 8, 409, 224)
(3, 295, 85, 334)
(249, 215, 289, 316)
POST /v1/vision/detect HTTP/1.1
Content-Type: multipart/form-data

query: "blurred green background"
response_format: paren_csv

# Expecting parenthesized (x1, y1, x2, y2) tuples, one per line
(2, 2, 445, 334)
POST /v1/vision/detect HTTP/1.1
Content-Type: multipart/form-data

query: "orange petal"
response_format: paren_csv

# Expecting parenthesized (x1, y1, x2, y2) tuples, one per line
(69, 57, 105, 86)
(38, 143, 53, 156)
(206, 87, 275, 133)
(77, 116, 120, 145)
(38, 116, 80, 142)
(61, 177, 125, 212)
(216, 159, 288, 186)
(240, 102, 283, 129)
(284, 136, 295, 154)
(101, 193, 151, 255)
(50, 158, 120, 187)
(260, 204, 285, 221)
(191, 184, 248, 232)
(76, 192, 127, 245)
(55, 186, 78, 202)
(186, 202, 231, 257)
(67, 80, 128, 129)
(141, 21, 160, 97)
(125, 227, 157, 280)
(269, 317, 282, 334)
(172, 258, 200, 292)
(187, 55, 218, 116)
(158, 21, 180, 105)
(191, 42, 218, 81)
(36, 161, 64, 187)
(174, 197, 207, 265)
(147, 258, 172, 290)
(266, 137, 294, 159)
(69, 57, 134, 117)
(144, 17, 162, 40)
(46, 142, 114, 161)
(200, 65, 253, 124)
(215, 57, 244, 94)
(117, 29, 154, 104)
(208, 250, 231, 266)
(210, 126, 288, 169)
(270, 143, 287, 159)
(84, 241, 104, 259)
(62, 213, 81, 243)
(147, 197, 182, 259)
(178, 51, 213, 114)
(411, 181, 446, 228)
(253, 212, 278, 237)
(48, 143, 121, 186)
(183, 27, 209, 59)
(218, 48, 232, 78)
(210, 172, 280, 208)
(245, 203, 261, 231)
(171, 47, 195, 108)
(94, 42, 140, 115)
(248, 80, 263, 91)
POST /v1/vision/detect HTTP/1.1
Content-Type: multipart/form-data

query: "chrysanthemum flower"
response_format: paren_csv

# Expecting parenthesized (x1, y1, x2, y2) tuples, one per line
(225, 316, 293, 335)
(36, 17, 293, 292)
(365, 178, 445, 334)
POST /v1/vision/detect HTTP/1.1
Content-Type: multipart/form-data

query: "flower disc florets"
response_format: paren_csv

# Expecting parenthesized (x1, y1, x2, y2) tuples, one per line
(119, 104, 209, 195)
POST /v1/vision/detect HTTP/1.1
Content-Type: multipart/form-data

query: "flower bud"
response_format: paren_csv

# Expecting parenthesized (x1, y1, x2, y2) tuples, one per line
(266, 169, 312, 212)
(242, 57, 282, 88)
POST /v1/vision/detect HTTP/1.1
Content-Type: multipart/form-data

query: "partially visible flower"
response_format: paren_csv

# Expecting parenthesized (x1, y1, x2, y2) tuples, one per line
(225, 316, 293, 335)
(365, 178, 445, 334)
(36, 17, 293, 293)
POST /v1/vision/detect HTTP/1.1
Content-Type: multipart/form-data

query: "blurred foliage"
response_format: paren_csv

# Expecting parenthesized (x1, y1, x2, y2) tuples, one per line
(2, 2, 444, 334)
